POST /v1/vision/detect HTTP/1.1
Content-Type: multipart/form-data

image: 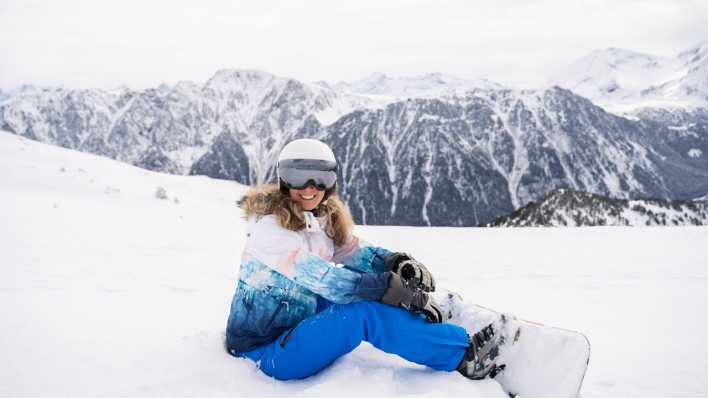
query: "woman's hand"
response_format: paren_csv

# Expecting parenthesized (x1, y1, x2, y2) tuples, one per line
(385, 252, 436, 292)
(380, 273, 443, 323)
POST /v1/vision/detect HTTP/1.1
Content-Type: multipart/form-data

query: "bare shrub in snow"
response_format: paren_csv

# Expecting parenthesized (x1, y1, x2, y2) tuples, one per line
(155, 187, 168, 200)
(105, 186, 121, 195)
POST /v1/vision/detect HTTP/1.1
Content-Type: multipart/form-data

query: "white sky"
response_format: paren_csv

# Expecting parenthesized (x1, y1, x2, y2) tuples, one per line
(1, 0, 706, 90)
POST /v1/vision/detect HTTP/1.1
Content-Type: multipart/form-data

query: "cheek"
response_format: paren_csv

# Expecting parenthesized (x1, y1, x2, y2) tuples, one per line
(311, 192, 325, 207)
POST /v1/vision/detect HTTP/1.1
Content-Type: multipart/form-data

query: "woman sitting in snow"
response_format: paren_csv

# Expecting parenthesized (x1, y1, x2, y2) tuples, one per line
(225, 138, 501, 380)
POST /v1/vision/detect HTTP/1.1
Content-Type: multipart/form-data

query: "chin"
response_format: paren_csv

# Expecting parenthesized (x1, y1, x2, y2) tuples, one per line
(303, 202, 320, 211)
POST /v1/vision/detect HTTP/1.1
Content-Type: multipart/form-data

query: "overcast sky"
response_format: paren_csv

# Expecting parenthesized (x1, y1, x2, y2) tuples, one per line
(1, 0, 706, 90)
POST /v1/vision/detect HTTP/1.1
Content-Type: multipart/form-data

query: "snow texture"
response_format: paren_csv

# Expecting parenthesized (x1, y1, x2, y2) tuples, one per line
(2, 132, 708, 398)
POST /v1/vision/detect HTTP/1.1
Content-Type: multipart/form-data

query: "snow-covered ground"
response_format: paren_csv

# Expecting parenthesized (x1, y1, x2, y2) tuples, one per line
(2, 132, 707, 397)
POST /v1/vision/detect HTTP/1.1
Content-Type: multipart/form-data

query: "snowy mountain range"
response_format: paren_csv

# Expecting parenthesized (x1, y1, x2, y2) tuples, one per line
(551, 41, 708, 112)
(1, 42, 707, 226)
(321, 87, 708, 225)
(486, 189, 708, 227)
(0, 70, 383, 183)
(322, 72, 504, 99)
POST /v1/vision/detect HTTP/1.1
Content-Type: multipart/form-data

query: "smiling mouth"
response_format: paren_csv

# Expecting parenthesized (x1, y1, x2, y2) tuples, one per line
(300, 194, 316, 200)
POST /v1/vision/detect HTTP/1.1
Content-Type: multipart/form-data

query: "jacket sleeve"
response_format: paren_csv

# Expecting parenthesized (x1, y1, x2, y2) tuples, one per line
(332, 234, 393, 273)
(244, 216, 390, 304)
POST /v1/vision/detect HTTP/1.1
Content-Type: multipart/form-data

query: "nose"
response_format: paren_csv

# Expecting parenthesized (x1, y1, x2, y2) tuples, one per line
(301, 185, 318, 194)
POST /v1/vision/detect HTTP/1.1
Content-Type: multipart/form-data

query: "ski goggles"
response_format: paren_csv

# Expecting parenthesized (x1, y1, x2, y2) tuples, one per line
(278, 159, 338, 191)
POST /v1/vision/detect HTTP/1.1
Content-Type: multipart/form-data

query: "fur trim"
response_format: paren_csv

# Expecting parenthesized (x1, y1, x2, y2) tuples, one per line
(238, 184, 353, 246)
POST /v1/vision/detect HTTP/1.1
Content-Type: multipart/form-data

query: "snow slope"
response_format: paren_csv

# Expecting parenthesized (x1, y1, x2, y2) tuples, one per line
(2, 132, 708, 397)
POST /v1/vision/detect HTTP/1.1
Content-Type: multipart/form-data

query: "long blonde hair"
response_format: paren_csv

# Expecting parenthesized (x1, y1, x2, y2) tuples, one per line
(238, 184, 353, 246)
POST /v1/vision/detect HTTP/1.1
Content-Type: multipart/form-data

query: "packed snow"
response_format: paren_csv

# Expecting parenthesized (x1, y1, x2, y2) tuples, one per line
(2, 132, 708, 397)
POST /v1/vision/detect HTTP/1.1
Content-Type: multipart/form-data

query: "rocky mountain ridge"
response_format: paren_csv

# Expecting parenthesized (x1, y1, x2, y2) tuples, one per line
(0, 69, 383, 185)
(320, 87, 708, 225)
(486, 189, 708, 227)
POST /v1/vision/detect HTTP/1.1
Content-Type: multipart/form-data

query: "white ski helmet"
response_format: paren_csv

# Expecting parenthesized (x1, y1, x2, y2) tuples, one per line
(277, 139, 338, 196)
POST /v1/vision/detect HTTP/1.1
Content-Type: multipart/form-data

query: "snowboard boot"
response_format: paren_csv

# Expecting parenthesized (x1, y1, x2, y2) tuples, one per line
(457, 318, 507, 380)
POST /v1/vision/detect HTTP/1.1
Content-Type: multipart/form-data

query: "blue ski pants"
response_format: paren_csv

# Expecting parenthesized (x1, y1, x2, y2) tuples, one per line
(239, 300, 469, 380)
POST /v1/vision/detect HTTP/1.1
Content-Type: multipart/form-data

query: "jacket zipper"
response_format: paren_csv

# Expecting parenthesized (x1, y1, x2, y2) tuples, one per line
(303, 211, 315, 251)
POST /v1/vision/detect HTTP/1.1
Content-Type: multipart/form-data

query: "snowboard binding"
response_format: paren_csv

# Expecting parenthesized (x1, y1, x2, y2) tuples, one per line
(457, 317, 509, 380)
(434, 288, 590, 398)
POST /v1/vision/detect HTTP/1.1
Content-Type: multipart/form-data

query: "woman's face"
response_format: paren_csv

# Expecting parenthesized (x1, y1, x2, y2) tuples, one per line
(289, 186, 325, 211)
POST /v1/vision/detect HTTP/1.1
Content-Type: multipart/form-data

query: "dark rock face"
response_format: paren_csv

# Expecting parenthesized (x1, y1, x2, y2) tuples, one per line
(323, 100, 512, 226)
(319, 88, 708, 225)
(633, 107, 708, 199)
(190, 131, 250, 183)
(136, 146, 181, 175)
(486, 189, 708, 227)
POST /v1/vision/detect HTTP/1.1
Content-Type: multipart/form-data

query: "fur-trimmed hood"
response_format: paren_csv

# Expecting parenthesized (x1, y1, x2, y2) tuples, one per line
(238, 184, 353, 246)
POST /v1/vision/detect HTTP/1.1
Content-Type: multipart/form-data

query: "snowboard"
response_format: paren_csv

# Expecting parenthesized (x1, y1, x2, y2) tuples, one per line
(432, 290, 591, 398)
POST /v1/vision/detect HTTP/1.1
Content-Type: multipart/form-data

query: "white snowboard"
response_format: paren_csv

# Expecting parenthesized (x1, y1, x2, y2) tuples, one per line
(433, 290, 591, 398)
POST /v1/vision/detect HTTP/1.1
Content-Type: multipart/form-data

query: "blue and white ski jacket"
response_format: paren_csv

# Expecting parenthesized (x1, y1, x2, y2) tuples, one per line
(225, 195, 393, 354)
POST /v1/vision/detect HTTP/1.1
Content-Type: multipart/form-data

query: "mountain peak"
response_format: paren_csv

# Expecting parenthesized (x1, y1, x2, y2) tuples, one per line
(676, 40, 708, 60)
(206, 69, 278, 87)
(210, 68, 272, 78)
(551, 43, 708, 111)
(202, 69, 286, 97)
(366, 72, 389, 81)
(333, 72, 504, 99)
(583, 47, 661, 68)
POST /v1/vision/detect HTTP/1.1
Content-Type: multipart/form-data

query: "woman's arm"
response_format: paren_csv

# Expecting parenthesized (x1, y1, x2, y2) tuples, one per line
(332, 235, 393, 273)
(333, 235, 436, 292)
(244, 217, 389, 304)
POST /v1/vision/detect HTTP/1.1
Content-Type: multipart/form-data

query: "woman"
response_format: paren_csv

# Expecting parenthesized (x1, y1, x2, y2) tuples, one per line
(225, 138, 502, 380)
